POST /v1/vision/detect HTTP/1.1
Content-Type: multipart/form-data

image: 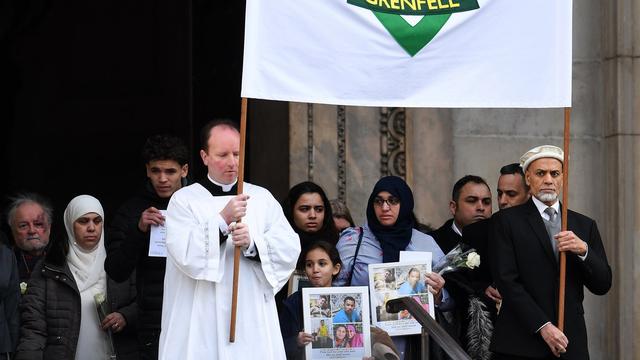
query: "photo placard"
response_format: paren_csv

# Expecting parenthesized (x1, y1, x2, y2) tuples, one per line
(368, 256, 434, 336)
(302, 286, 371, 359)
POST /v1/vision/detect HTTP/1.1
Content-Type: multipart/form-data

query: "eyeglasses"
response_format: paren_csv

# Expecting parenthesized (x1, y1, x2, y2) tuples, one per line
(373, 197, 400, 207)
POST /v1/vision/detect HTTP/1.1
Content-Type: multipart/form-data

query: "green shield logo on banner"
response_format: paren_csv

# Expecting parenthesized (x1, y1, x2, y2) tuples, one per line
(347, 0, 480, 56)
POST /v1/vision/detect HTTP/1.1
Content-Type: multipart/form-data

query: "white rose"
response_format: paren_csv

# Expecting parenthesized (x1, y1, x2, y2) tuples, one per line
(466, 252, 481, 268)
(94, 292, 106, 305)
(20, 282, 28, 295)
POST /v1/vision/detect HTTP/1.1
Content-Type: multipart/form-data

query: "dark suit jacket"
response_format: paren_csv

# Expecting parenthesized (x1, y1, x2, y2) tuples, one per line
(489, 199, 611, 359)
(429, 218, 461, 255)
(432, 218, 493, 296)
(461, 219, 493, 295)
(431, 219, 496, 351)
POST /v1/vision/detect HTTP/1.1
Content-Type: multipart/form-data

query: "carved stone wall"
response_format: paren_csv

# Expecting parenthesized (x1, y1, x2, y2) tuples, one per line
(290, 104, 411, 225)
(289, 104, 452, 229)
(379, 108, 407, 179)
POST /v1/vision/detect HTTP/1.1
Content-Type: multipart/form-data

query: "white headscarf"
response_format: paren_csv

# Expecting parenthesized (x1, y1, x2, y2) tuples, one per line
(64, 195, 107, 293)
(64, 195, 110, 358)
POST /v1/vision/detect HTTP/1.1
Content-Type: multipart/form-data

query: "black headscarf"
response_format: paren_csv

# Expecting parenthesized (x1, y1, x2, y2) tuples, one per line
(366, 176, 415, 263)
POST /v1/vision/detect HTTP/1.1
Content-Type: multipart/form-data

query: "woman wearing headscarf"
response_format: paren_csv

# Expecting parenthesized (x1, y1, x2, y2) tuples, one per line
(334, 176, 450, 359)
(16, 195, 138, 360)
(346, 324, 364, 348)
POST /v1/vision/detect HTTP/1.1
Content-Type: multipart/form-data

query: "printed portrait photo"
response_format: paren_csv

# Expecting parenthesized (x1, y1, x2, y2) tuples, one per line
(302, 286, 372, 358)
(372, 268, 396, 292)
(310, 318, 333, 349)
(345, 323, 365, 348)
(331, 293, 362, 324)
(396, 265, 428, 296)
(309, 294, 331, 318)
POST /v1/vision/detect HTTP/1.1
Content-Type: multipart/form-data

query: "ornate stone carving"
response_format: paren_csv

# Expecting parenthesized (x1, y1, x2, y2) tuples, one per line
(337, 106, 347, 202)
(307, 103, 314, 181)
(380, 107, 406, 179)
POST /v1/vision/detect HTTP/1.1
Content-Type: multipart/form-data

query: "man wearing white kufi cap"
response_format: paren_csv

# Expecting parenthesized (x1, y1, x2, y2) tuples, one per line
(489, 145, 611, 360)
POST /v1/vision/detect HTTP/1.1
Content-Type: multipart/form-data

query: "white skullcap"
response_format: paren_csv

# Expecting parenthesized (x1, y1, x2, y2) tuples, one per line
(519, 145, 564, 172)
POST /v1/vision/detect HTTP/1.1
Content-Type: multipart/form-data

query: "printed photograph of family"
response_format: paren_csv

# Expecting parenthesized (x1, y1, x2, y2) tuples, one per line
(307, 293, 365, 349)
(370, 264, 431, 327)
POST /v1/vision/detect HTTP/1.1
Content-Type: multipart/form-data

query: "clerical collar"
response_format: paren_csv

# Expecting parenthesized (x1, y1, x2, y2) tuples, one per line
(197, 175, 238, 196)
(208, 175, 237, 192)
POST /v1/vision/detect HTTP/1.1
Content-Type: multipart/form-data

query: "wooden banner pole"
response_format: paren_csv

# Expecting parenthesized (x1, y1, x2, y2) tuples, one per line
(229, 97, 248, 342)
(558, 107, 571, 331)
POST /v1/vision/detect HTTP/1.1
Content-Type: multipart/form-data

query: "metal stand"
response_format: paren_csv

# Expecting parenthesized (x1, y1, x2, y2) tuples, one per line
(421, 328, 430, 360)
(386, 297, 471, 360)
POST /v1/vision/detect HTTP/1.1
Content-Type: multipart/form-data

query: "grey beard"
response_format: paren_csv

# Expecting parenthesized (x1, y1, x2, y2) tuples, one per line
(21, 236, 48, 252)
(536, 192, 558, 203)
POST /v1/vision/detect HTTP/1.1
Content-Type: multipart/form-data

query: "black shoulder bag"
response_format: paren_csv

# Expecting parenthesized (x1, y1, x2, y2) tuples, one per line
(346, 227, 364, 286)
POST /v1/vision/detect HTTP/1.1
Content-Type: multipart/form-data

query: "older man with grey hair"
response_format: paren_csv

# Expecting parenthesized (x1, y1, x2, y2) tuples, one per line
(489, 145, 611, 360)
(6, 192, 53, 282)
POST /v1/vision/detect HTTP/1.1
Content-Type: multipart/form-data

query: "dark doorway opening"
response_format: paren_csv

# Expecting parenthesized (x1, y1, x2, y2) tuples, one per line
(0, 1, 289, 239)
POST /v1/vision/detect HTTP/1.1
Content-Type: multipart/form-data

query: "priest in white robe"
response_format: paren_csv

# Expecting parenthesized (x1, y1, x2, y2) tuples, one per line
(159, 120, 300, 359)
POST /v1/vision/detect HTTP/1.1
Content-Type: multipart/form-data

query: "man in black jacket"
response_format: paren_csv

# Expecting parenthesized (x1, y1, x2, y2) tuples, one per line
(105, 134, 189, 360)
(496, 163, 530, 211)
(429, 175, 492, 254)
(427, 175, 492, 358)
(464, 163, 531, 305)
(6, 192, 53, 283)
(490, 145, 611, 359)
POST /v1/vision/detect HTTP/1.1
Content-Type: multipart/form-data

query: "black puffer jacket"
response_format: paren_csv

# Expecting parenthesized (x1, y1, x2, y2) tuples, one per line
(104, 181, 174, 331)
(0, 242, 20, 355)
(15, 238, 138, 360)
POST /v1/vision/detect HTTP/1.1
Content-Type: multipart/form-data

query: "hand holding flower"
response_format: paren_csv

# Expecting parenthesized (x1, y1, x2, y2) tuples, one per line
(425, 272, 445, 304)
(101, 312, 127, 333)
(94, 292, 118, 359)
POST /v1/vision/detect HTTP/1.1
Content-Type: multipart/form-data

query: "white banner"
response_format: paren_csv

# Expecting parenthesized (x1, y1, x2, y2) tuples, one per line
(241, 0, 572, 108)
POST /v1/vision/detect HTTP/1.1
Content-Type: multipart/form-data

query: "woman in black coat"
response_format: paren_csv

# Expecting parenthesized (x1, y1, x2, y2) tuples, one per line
(15, 195, 138, 360)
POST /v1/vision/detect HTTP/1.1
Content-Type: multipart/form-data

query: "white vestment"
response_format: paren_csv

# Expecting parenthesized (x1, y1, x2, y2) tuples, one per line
(159, 182, 300, 359)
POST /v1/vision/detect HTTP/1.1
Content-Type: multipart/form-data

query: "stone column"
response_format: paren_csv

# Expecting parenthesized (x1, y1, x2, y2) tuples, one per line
(603, 0, 640, 358)
(406, 108, 454, 228)
(289, 103, 380, 224)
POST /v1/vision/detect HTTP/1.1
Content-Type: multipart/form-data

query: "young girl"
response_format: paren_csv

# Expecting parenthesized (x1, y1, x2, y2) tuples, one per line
(276, 182, 340, 314)
(278, 241, 342, 359)
(278, 241, 396, 360)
